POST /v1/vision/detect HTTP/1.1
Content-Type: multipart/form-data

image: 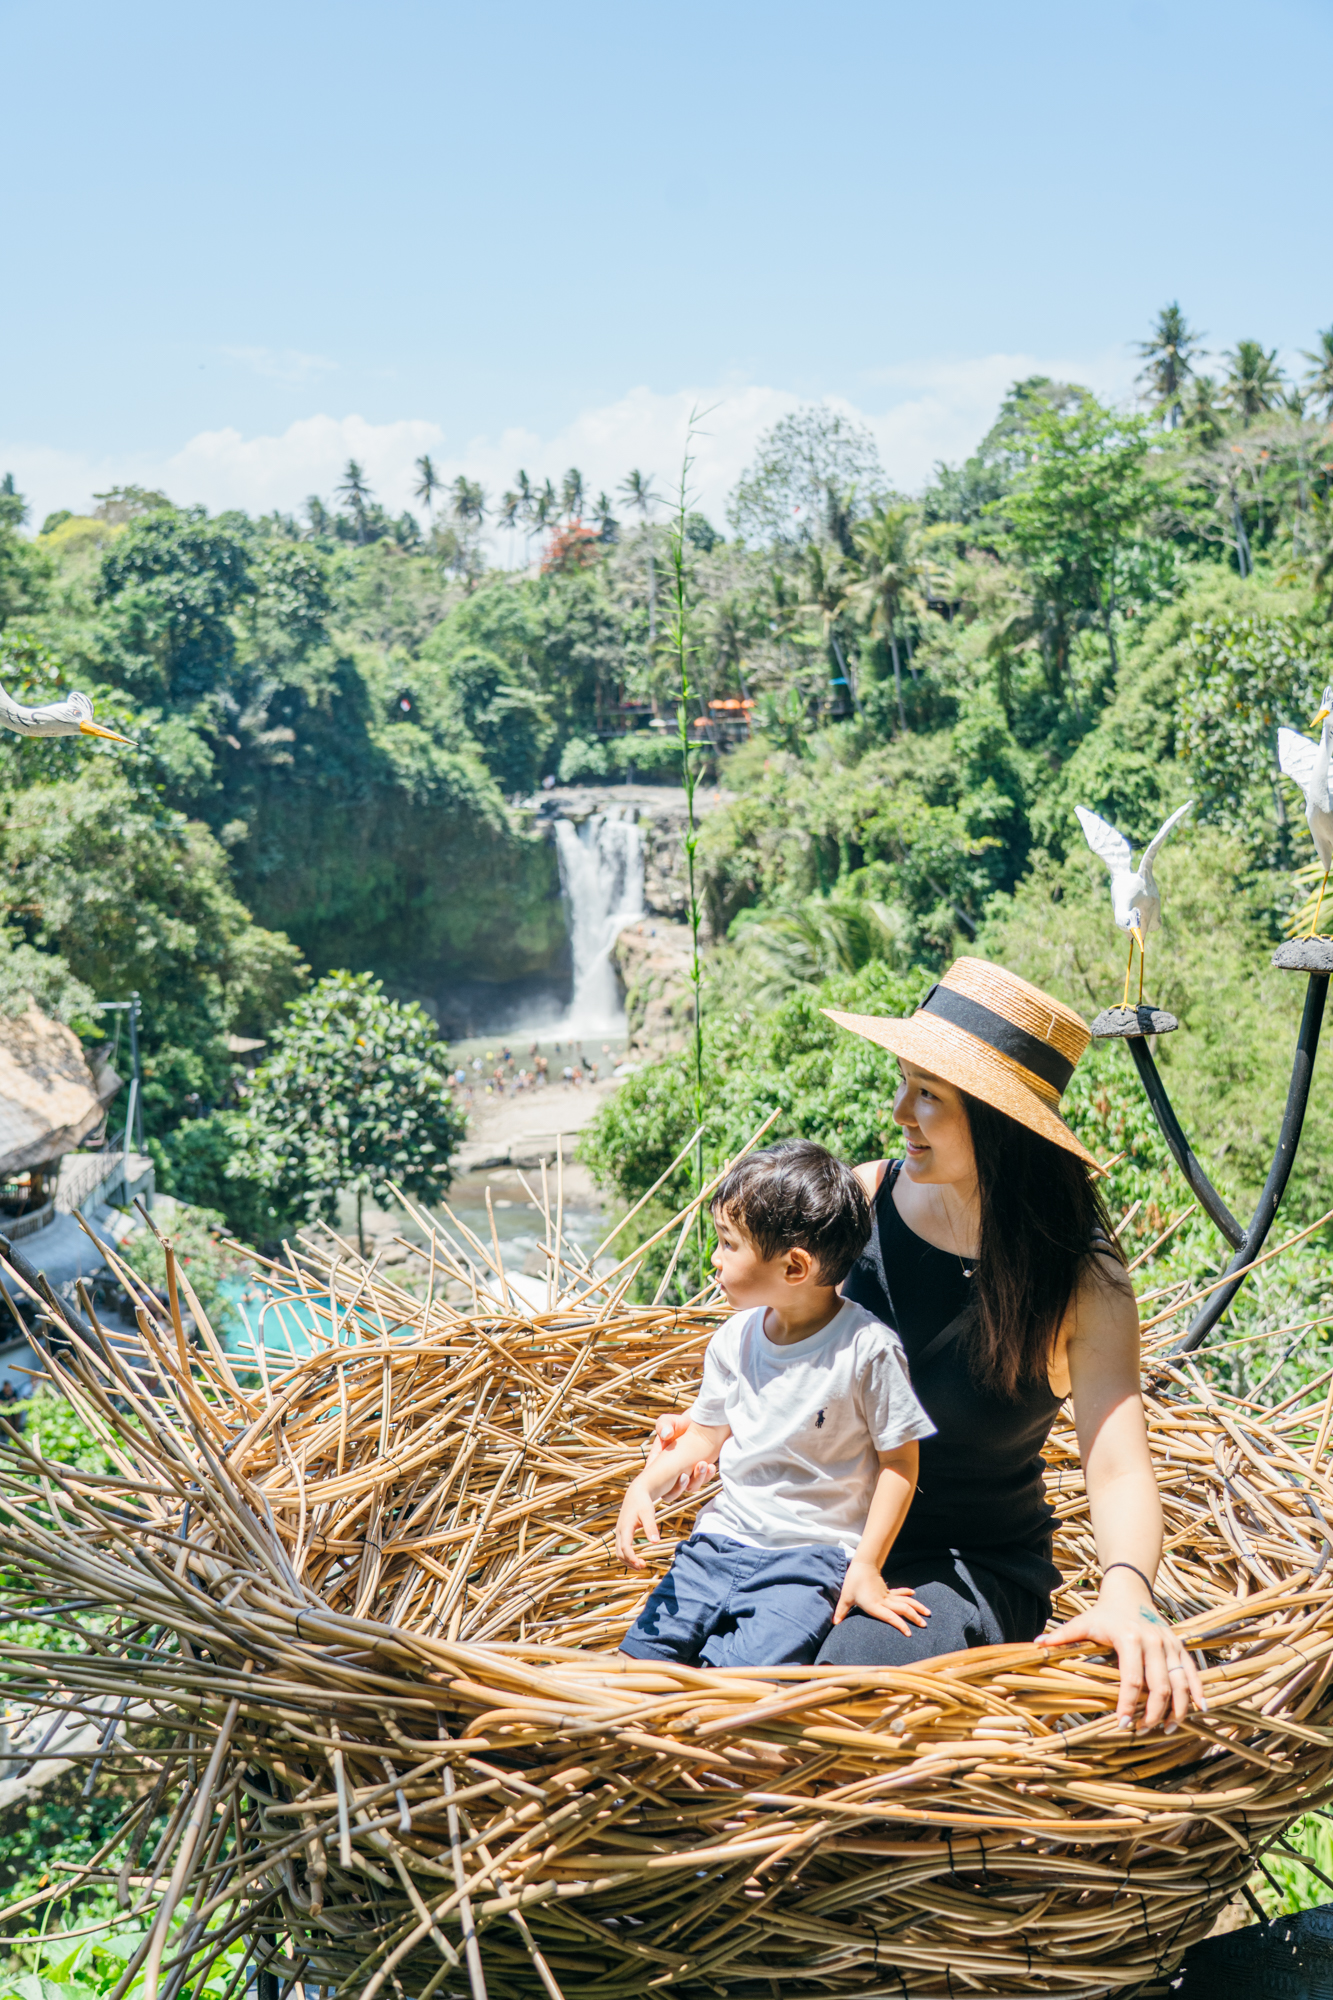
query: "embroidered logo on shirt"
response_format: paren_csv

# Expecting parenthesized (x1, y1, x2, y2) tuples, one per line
(815, 1409, 825, 1428)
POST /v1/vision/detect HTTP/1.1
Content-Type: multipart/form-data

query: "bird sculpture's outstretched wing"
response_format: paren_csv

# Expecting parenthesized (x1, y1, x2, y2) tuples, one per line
(1074, 805, 1131, 874)
(1141, 799, 1193, 869)
(1278, 727, 1320, 796)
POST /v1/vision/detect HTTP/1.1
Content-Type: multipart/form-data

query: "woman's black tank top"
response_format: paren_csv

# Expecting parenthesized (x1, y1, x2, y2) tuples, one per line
(843, 1162, 1062, 1600)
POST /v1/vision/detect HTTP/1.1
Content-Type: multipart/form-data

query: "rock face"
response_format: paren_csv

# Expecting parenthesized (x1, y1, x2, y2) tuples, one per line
(459, 783, 728, 1046)
(521, 782, 728, 929)
(612, 919, 698, 1055)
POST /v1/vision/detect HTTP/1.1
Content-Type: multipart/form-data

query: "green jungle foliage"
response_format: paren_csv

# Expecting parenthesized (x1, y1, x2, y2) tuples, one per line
(577, 317, 1333, 1320)
(7, 306, 1333, 1927)
(1, 307, 1332, 1249)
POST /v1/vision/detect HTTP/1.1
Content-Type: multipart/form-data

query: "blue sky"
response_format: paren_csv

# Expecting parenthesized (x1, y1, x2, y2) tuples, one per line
(4, 0, 1330, 529)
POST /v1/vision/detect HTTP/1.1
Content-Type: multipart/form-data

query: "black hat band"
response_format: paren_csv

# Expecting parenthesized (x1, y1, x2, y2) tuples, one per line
(917, 984, 1075, 1098)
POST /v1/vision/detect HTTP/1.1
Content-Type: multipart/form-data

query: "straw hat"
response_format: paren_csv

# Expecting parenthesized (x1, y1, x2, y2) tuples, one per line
(825, 956, 1096, 1167)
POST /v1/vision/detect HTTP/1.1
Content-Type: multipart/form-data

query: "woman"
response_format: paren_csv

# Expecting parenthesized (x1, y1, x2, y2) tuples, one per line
(655, 957, 1204, 1731)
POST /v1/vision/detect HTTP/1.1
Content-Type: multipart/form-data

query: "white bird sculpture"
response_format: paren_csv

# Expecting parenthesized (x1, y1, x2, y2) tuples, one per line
(1278, 686, 1333, 938)
(1075, 799, 1193, 1012)
(0, 683, 131, 744)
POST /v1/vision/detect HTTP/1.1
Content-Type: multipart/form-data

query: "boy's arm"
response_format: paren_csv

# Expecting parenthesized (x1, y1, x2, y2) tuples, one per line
(832, 1442, 932, 1634)
(616, 1421, 731, 1569)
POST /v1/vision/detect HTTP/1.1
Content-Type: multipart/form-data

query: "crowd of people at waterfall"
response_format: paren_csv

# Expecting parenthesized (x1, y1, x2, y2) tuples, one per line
(446, 1040, 621, 1105)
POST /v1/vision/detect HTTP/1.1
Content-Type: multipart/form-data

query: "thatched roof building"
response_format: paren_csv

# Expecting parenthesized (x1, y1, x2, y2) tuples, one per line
(0, 1004, 120, 1180)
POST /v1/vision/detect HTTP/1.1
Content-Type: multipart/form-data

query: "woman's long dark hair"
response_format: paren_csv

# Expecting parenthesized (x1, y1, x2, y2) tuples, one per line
(962, 1090, 1123, 1399)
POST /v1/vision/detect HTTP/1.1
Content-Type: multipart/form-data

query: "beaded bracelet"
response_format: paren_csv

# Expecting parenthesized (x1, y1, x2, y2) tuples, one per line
(1102, 1561, 1157, 1604)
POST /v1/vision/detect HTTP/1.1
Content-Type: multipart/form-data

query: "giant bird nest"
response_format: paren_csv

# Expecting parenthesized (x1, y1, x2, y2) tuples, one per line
(2, 1165, 1333, 2000)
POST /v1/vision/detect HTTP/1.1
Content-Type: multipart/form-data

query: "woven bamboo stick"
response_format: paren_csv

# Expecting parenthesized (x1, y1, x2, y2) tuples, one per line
(1, 1163, 1332, 1998)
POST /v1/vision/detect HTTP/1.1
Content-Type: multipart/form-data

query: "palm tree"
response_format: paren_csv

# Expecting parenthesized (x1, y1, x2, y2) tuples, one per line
(845, 502, 922, 731)
(800, 543, 858, 713)
(512, 470, 536, 563)
(593, 492, 618, 543)
(450, 476, 486, 529)
(619, 470, 660, 644)
(447, 478, 487, 589)
(413, 455, 442, 524)
(731, 895, 906, 1003)
(1221, 341, 1283, 425)
(532, 479, 557, 550)
(561, 467, 585, 520)
(1182, 373, 1225, 446)
(336, 460, 373, 542)
(497, 489, 522, 566)
(1302, 329, 1333, 422)
(1135, 303, 1203, 429)
(703, 591, 756, 703)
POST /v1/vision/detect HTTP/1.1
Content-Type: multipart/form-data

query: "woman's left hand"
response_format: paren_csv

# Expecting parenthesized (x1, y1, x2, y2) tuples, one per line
(1037, 1568, 1206, 1731)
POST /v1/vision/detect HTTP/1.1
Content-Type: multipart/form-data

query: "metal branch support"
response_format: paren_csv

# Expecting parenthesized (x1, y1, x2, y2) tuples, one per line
(1103, 973, 1329, 1352)
(1173, 972, 1328, 1353)
(1125, 1037, 1245, 1250)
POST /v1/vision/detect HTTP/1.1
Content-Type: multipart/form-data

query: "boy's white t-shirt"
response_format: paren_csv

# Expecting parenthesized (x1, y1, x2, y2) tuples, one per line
(687, 1300, 936, 1556)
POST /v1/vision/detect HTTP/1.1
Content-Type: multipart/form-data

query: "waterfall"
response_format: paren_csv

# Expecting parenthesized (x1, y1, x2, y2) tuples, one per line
(552, 809, 646, 1034)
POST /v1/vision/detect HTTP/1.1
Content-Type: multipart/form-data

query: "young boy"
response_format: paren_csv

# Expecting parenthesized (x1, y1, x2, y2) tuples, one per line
(615, 1141, 936, 1668)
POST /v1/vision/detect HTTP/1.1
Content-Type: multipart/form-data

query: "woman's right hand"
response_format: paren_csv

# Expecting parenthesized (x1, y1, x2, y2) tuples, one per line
(649, 1413, 717, 1498)
(615, 1477, 659, 1569)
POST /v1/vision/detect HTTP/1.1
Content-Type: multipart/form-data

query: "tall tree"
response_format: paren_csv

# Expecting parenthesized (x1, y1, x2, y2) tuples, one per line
(449, 477, 487, 588)
(1182, 373, 1225, 446)
(593, 492, 619, 543)
(336, 460, 373, 542)
(512, 470, 536, 562)
(1135, 302, 1203, 429)
(1302, 328, 1333, 422)
(846, 503, 922, 729)
(561, 467, 586, 519)
(846, 507, 916, 725)
(800, 543, 859, 713)
(531, 480, 558, 562)
(992, 399, 1156, 689)
(231, 971, 463, 1256)
(1221, 341, 1283, 425)
(497, 488, 522, 566)
(728, 406, 883, 548)
(450, 476, 486, 530)
(0, 474, 48, 628)
(619, 469, 660, 644)
(413, 454, 442, 524)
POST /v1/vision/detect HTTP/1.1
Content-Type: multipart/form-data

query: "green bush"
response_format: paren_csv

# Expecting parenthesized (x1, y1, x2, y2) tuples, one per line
(558, 735, 609, 782)
(149, 1111, 291, 1246)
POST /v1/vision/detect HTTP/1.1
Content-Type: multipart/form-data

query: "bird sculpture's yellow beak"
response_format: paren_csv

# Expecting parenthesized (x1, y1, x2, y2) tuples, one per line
(78, 719, 134, 746)
(1313, 706, 1331, 729)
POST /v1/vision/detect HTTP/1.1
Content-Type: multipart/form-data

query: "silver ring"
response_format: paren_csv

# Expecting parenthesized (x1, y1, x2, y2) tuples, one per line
(1167, 1666, 1186, 1676)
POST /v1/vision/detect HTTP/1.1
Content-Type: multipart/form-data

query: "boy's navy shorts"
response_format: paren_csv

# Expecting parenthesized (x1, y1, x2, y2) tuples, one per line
(620, 1531, 847, 1668)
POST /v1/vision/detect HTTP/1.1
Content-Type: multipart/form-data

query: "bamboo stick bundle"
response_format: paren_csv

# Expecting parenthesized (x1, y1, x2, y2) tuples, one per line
(2, 1175, 1333, 1999)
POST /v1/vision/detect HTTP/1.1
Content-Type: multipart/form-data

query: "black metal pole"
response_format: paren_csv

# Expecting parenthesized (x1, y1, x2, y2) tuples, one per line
(1125, 1038, 1245, 1249)
(1173, 972, 1328, 1354)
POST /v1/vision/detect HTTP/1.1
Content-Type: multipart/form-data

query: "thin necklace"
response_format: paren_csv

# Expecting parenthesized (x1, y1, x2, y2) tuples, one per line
(937, 1189, 977, 1280)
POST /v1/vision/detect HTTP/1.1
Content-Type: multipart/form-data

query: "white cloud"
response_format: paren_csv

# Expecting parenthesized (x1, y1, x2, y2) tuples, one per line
(220, 346, 339, 384)
(166, 412, 445, 515)
(1, 348, 1141, 546)
(861, 348, 1136, 486)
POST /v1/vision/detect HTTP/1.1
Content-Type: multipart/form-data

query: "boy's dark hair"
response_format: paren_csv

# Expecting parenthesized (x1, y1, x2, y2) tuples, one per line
(711, 1141, 871, 1285)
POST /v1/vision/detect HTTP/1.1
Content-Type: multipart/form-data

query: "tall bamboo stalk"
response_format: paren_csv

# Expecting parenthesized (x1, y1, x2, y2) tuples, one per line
(671, 412, 708, 1288)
